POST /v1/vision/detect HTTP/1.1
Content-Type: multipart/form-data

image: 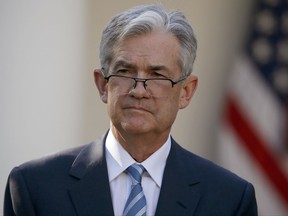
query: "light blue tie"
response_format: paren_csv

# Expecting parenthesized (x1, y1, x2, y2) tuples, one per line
(123, 164, 147, 216)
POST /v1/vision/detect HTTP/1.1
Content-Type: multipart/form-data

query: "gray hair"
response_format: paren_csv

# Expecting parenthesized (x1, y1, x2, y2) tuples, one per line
(99, 4, 197, 77)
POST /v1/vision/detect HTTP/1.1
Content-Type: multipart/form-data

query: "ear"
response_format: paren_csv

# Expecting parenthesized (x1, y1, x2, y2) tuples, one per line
(179, 75, 198, 109)
(94, 69, 108, 103)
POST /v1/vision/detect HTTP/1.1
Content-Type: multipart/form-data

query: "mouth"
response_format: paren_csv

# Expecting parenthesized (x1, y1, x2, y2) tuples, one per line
(124, 106, 152, 114)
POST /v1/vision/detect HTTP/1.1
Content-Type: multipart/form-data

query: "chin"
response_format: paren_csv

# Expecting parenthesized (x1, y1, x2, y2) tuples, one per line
(121, 122, 151, 134)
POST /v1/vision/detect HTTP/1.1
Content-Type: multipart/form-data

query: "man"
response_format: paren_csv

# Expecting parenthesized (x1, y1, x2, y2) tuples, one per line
(4, 4, 257, 216)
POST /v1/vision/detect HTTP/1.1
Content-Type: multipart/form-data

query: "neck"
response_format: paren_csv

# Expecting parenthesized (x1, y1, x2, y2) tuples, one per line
(111, 127, 170, 162)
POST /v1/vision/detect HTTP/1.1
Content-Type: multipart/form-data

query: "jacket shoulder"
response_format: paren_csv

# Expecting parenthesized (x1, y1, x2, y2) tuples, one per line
(17, 144, 87, 171)
(169, 140, 256, 202)
(168, 141, 257, 215)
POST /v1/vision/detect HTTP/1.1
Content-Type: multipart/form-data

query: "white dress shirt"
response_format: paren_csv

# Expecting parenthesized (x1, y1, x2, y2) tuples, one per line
(105, 130, 171, 216)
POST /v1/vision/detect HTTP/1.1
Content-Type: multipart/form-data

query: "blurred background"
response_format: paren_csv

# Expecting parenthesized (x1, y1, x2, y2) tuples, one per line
(1, 0, 287, 215)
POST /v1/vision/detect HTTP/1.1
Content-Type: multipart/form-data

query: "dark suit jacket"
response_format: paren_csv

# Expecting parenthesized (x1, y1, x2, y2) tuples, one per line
(4, 133, 257, 216)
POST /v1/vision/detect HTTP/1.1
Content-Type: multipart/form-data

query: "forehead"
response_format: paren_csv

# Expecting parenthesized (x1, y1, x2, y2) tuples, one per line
(110, 31, 181, 73)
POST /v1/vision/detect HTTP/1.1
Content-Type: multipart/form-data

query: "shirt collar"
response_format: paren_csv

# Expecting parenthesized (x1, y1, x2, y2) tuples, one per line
(105, 129, 171, 187)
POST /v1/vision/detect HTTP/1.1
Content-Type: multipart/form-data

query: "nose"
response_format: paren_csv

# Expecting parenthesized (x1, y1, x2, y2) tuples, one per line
(129, 79, 150, 98)
(132, 79, 147, 89)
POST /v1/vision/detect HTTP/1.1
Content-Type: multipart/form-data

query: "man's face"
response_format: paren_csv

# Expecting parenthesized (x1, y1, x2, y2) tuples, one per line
(96, 31, 197, 138)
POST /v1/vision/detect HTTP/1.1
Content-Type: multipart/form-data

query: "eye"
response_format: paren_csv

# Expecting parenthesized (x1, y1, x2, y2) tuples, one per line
(115, 69, 129, 75)
(151, 71, 166, 78)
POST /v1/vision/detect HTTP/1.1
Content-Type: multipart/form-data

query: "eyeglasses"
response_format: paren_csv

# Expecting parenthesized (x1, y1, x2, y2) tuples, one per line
(104, 74, 187, 97)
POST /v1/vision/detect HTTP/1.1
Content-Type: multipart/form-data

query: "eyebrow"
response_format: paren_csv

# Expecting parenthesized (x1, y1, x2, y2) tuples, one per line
(148, 65, 169, 72)
(111, 60, 171, 74)
(111, 60, 133, 70)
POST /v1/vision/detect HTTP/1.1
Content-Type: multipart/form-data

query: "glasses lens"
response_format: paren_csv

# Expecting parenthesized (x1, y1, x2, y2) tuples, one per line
(108, 76, 174, 97)
(146, 79, 172, 96)
(108, 76, 133, 91)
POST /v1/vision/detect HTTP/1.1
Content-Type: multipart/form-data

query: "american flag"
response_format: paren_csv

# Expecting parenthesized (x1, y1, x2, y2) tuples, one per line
(219, 0, 288, 214)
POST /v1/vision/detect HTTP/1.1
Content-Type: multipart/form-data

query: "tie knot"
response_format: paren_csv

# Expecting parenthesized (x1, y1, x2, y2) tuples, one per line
(126, 164, 145, 184)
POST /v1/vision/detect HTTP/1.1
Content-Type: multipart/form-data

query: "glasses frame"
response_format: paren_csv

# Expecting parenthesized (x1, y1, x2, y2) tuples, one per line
(104, 74, 187, 90)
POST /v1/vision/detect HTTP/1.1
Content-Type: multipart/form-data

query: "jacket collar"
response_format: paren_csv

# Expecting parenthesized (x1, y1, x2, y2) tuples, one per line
(68, 133, 114, 216)
(155, 138, 201, 216)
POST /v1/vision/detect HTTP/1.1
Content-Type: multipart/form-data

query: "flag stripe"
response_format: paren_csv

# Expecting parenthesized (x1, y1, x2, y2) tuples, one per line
(226, 96, 288, 205)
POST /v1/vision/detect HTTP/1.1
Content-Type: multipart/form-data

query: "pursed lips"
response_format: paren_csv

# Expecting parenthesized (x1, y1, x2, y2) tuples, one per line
(123, 105, 152, 114)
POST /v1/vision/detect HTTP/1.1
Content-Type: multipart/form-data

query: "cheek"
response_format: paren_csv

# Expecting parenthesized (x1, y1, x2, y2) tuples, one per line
(107, 93, 120, 114)
(106, 88, 128, 122)
(156, 95, 180, 122)
(168, 92, 182, 117)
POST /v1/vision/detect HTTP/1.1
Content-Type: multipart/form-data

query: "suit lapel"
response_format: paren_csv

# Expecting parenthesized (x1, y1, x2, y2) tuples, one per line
(155, 139, 201, 216)
(68, 135, 114, 216)
(67, 134, 201, 216)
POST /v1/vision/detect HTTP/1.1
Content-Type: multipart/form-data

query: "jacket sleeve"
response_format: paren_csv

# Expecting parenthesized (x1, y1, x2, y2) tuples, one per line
(235, 182, 258, 216)
(4, 167, 36, 216)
